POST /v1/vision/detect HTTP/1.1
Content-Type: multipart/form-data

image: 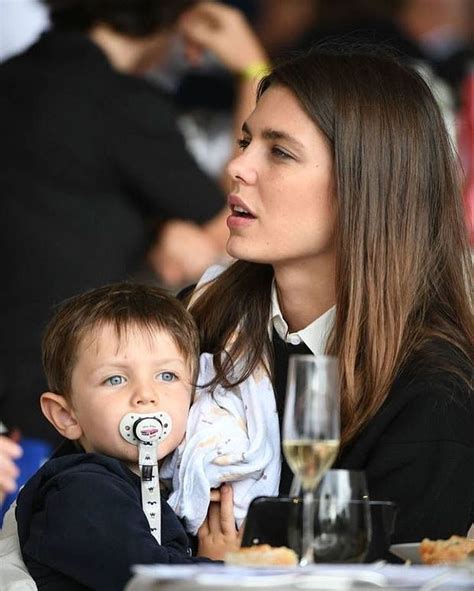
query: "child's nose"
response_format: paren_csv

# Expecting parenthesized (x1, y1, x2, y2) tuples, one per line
(132, 385, 158, 406)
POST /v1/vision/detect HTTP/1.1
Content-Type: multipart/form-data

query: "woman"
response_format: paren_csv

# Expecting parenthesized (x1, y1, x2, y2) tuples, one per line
(186, 47, 474, 545)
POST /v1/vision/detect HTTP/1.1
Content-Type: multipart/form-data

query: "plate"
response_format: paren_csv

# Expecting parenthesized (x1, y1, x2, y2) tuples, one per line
(389, 543, 421, 563)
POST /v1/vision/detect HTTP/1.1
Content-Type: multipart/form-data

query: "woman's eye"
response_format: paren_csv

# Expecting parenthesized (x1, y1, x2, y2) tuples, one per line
(237, 137, 250, 150)
(158, 371, 177, 383)
(271, 146, 292, 160)
(105, 375, 125, 386)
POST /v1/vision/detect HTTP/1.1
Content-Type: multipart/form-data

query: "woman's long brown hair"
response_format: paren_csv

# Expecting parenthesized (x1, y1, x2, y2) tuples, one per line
(189, 48, 473, 447)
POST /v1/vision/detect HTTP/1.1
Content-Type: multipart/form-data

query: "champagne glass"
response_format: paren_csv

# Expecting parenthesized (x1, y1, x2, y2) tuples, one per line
(282, 355, 340, 566)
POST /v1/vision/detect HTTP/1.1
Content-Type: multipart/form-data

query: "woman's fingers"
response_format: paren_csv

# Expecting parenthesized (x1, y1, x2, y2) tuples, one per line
(0, 435, 22, 458)
(0, 435, 22, 493)
(179, 2, 267, 73)
(218, 484, 236, 535)
(209, 488, 221, 502)
(206, 484, 236, 535)
(0, 474, 18, 493)
(147, 220, 219, 287)
(197, 515, 210, 539)
(207, 497, 222, 533)
(197, 484, 240, 559)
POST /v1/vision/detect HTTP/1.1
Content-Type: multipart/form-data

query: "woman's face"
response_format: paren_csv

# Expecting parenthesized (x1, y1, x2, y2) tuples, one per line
(226, 85, 336, 270)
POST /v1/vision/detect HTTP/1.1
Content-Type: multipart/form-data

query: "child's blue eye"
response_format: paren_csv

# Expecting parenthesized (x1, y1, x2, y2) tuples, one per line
(158, 371, 177, 383)
(106, 375, 125, 386)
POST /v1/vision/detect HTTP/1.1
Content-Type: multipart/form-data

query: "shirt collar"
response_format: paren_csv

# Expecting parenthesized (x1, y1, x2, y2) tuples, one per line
(271, 282, 335, 355)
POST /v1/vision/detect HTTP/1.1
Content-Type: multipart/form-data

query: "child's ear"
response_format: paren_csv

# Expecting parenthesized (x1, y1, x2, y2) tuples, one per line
(40, 392, 83, 441)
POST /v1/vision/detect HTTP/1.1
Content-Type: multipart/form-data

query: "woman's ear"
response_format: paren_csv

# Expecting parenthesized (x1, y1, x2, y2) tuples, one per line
(40, 392, 83, 441)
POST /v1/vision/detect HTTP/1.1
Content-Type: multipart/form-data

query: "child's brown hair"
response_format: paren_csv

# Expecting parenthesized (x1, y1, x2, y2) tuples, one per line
(42, 282, 199, 396)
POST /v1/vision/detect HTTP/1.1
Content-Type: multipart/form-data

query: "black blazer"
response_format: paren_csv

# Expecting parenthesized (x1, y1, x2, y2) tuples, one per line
(273, 332, 474, 544)
(180, 284, 473, 545)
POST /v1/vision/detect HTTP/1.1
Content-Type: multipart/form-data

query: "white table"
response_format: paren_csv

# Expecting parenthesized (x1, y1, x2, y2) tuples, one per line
(125, 563, 474, 591)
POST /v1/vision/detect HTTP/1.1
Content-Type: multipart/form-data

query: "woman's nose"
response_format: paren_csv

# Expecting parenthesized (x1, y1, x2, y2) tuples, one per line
(227, 150, 257, 185)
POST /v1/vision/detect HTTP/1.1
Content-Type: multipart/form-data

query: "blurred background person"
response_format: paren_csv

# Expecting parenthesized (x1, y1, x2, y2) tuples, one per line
(0, 1, 270, 525)
(252, 0, 473, 104)
(397, 0, 473, 100)
(176, 1, 270, 187)
(0, 0, 269, 456)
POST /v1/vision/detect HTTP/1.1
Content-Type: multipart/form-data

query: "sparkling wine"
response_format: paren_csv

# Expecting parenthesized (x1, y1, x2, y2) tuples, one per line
(283, 439, 339, 490)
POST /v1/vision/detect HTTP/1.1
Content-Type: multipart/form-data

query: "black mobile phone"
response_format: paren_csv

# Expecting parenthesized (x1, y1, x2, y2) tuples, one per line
(241, 496, 300, 549)
(241, 495, 398, 563)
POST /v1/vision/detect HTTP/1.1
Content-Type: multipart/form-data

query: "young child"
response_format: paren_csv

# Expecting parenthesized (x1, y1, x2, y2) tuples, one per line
(15, 283, 240, 591)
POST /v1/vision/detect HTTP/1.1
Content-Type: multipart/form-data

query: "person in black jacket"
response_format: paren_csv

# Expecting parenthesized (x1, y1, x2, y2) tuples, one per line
(16, 282, 240, 591)
(0, 0, 274, 450)
(185, 47, 474, 550)
(0, 0, 227, 445)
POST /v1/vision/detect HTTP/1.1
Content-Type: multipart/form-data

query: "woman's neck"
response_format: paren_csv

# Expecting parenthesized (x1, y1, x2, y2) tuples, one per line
(273, 257, 336, 332)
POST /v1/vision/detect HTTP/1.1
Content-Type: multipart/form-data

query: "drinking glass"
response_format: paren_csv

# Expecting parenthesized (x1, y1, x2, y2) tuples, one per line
(287, 471, 372, 563)
(313, 470, 372, 563)
(282, 355, 340, 565)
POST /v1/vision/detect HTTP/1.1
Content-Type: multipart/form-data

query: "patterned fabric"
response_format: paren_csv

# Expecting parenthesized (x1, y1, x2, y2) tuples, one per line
(161, 265, 281, 535)
(162, 353, 281, 535)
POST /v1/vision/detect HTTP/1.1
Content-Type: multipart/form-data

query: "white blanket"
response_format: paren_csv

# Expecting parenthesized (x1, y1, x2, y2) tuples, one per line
(162, 352, 281, 535)
(0, 502, 37, 591)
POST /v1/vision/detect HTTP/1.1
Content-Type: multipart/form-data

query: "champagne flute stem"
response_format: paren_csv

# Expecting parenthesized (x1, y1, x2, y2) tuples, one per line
(300, 489, 316, 566)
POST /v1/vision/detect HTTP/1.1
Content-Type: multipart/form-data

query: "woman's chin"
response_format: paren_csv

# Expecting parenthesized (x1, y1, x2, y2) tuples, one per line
(226, 237, 260, 263)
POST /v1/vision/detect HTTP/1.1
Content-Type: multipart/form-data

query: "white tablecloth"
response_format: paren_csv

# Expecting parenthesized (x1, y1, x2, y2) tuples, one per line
(125, 563, 474, 591)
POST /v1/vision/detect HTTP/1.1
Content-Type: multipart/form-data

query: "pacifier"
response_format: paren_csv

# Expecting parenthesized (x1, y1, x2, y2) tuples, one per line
(119, 412, 172, 544)
(119, 412, 172, 446)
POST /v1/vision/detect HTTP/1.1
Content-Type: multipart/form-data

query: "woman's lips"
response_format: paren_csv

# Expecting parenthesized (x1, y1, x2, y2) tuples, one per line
(228, 195, 256, 216)
(227, 194, 257, 228)
(227, 212, 256, 229)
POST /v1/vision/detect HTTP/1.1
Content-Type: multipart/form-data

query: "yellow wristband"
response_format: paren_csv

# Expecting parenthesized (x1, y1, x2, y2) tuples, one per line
(240, 61, 271, 81)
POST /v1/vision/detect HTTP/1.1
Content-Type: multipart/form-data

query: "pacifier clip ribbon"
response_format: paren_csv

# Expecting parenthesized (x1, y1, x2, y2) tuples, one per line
(119, 412, 172, 544)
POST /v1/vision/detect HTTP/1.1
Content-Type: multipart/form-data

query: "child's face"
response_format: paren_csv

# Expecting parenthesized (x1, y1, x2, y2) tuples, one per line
(68, 323, 193, 467)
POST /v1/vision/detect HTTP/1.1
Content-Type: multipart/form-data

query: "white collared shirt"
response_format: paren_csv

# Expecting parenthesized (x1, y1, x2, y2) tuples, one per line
(270, 283, 335, 355)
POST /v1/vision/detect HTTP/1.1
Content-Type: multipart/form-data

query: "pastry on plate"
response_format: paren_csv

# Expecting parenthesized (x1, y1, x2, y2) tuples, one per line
(225, 544, 298, 567)
(419, 535, 474, 565)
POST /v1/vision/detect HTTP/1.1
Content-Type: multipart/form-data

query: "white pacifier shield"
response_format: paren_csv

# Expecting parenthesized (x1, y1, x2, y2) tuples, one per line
(119, 412, 172, 445)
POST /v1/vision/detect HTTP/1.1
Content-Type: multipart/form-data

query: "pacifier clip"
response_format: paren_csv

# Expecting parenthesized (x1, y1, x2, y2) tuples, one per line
(119, 412, 172, 544)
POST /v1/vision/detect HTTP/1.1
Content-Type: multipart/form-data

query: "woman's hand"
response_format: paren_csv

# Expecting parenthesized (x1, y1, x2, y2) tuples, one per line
(179, 2, 268, 74)
(147, 219, 221, 287)
(0, 435, 22, 502)
(197, 484, 242, 560)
